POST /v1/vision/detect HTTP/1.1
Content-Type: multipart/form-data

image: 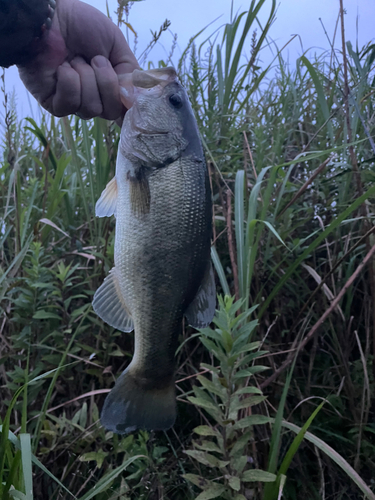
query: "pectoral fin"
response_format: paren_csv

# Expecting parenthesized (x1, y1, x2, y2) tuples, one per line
(93, 268, 134, 332)
(185, 263, 216, 328)
(95, 177, 118, 217)
(129, 170, 150, 216)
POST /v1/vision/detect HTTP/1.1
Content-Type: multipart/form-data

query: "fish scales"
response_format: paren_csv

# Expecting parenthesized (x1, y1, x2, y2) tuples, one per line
(93, 68, 216, 434)
(116, 158, 209, 379)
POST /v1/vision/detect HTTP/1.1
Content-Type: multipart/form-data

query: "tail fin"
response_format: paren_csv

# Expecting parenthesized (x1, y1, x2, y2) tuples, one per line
(101, 369, 176, 434)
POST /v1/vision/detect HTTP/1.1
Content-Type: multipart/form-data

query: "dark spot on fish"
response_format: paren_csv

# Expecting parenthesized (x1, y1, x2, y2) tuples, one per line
(169, 93, 183, 109)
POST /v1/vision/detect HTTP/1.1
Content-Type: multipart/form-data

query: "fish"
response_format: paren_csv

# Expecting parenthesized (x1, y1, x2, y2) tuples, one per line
(93, 67, 216, 434)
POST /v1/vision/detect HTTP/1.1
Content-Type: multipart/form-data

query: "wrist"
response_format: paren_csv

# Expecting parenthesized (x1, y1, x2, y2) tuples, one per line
(0, 0, 56, 68)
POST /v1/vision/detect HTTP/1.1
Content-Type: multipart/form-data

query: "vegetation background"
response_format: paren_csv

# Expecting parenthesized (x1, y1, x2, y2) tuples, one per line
(1, 0, 375, 498)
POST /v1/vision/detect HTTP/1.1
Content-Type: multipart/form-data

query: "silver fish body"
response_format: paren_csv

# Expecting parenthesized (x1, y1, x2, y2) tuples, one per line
(93, 68, 215, 434)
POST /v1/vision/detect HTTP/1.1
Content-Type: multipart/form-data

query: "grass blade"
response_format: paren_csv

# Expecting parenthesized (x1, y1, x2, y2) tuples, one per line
(281, 421, 375, 500)
(20, 434, 33, 500)
(6, 430, 76, 499)
(278, 402, 325, 477)
(235, 170, 245, 298)
(211, 246, 230, 297)
(77, 455, 144, 500)
(258, 181, 375, 318)
(301, 56, 333, 142)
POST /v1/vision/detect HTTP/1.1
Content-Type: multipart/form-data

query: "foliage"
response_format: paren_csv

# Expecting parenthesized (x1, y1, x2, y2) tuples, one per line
(1, 0, 375, 498)
(184, 296, 274, 499)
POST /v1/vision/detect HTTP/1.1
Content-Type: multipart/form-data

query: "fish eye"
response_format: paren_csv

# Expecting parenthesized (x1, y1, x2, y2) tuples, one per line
(169, 94, 183, 109)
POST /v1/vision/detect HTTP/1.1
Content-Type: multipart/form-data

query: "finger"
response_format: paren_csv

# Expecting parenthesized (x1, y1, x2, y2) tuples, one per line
(52, 61, 81, 116)
(63, 1, 139, 74)
(92, 55, 123, 120)
(110, 28, 140, 75)
(70, 56, 103, 119)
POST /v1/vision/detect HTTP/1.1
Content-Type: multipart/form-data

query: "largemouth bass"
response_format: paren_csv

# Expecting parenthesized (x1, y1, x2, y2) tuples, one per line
(93, 67, 215, 434)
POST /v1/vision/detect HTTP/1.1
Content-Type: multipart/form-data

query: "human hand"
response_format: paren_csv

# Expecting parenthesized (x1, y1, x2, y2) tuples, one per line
(18, 0, 139, 120)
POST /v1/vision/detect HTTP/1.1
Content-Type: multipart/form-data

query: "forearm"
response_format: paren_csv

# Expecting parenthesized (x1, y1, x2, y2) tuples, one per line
(0, 0, 54, 68)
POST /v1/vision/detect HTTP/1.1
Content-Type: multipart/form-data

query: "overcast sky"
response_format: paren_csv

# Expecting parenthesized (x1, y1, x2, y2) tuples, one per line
(1, 0, 374, 120)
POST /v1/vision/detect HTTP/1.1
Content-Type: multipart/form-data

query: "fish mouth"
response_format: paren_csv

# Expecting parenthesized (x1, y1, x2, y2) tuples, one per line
(118, 67, 178, 109)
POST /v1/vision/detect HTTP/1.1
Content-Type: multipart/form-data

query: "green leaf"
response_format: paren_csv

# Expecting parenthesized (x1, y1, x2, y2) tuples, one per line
(235, 169, 246, 299)
(197, 375, 226, 399)
(262, 220, 287, 247)
(199, 337, 226, 363)
(264, 349, 298, 499)
(21, 181, 39, 247)
(233, 366, 269, 379)
(20, 434, 33, 500)
(235, 386, 263, 396)
(187, 396, 220, 413)
(228, 476, 241, 491)
(5, 429, 76, 498)
(301, 56, 333, 141)
(229, 431, 253, 457)
(33, 310, 61, 320)
(277, 402, 324, 480)
(199, 327, 222, 342)
(233, 415, 272, 430)
(185, 450, 229, 468)
(242, 469, 277, 482)
(194, 426, 220, 437)
(9, 491, 27, 499)
(230, 395, 267, 412)
(193, 440, 222, 454)
(195, 484, 226, 500)
(79, 449, 108, 469)
(200, 363, 220, 375)
(281, 421, 375, 500)
(231, 341, 261, 356)
(233, 351, 268, 370)
(0, 233, 33, 294)
(183, 473, 212, 490)
(232, 455, 248, 475)
(232, 321, 259, 350)
(211, 246, 230, 296)
(62, 117, 93, 240)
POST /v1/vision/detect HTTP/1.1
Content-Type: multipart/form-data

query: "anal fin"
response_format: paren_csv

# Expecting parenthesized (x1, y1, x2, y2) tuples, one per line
(185, 263, 216, 328)
(95, 177, 118, 217)
(93, 268, 134, 332)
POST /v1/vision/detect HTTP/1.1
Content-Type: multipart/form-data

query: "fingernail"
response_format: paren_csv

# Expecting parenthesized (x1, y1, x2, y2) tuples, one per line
(92, 56, 110, 69)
